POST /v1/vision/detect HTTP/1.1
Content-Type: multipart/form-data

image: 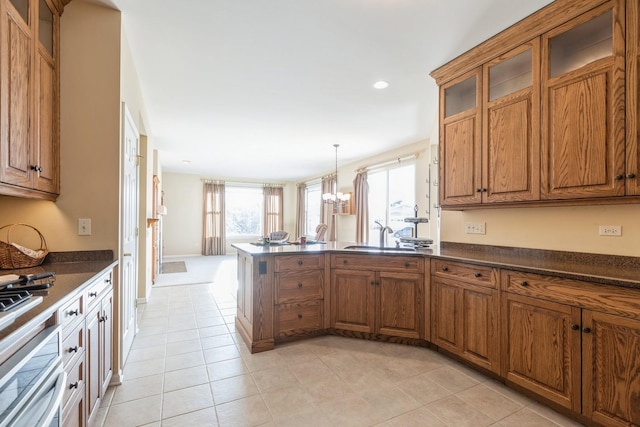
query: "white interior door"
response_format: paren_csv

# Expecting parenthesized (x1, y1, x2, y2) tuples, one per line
(121, 104, 139, 364)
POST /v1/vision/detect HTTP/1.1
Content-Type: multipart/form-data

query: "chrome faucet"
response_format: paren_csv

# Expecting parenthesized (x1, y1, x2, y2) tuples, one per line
(374, 220, 393, 247)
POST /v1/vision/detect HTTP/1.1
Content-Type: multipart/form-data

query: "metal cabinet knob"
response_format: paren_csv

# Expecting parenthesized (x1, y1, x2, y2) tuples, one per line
(297, 314, 303, 319)
(474, 273, 482, 278)
(69, 382, 78, 389)
(68, 309, 79, 316)
(89, 292, 98, 297)
(69, 346, 79, 353)
(582, 327, 591, 333)
(298, 260, 303, 265)
(570, 324, 580, 331)
(297, 283, 303, 288)
(520, 281, 529, 287)
(442, 266, 448, 272)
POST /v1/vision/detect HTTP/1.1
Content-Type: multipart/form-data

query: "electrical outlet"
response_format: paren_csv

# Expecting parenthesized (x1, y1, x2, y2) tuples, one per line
(78, 218, 92, 236)
(465, 222, 486, 235)
(599, 225, 621, 236)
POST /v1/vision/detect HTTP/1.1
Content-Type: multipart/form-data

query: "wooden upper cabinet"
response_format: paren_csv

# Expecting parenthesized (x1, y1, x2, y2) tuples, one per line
(483, 41, 540, 203)
(0, 0, 60, 199)
(541, 1, 626, 199)
(433, 0, 640, 208)
(627, 0, 640, 196)
(439, 69, 482, 206)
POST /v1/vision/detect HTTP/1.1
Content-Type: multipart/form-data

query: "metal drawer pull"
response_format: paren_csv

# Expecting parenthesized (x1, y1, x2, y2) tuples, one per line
(298, 260, 303, 265)
(442, 266, 448, 272)
(474, 273, 482, 278)
(105, 278, 112, 284)
(405, 262, 410, 267)
(69, 382, 78, 390)
(89, 292, 98, 297)
(570, 324, 580, 331)
(582, 327, 591, 333)
(68, 309, 79, 316)
(520, 281, 529, 287)
(297, 283, 303, 288)
(615, 174, 624, 180)
(627, 173, 636, 179)
(297, 314, 303, 319)
(69, 346, 79, 353)
(100, 315, 108, 322)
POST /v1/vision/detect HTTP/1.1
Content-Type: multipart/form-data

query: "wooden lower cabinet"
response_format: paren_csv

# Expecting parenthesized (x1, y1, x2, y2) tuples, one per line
(502, 269, 640, 426)
(330, 267, 424, 339)
(502, 293, 582, 412)
(432, 277, 500, 373)
(582, 310, 640, 426)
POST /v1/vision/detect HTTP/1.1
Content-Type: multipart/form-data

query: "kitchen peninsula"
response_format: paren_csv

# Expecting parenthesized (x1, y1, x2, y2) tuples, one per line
(233, 242, 640, 426)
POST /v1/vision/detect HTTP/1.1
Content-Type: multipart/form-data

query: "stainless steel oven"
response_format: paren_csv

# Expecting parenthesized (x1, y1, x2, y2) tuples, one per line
(0, 325, 66, 426)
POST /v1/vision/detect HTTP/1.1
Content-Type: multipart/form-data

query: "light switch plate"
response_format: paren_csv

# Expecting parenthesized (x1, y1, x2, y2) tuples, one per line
(465, 222, 486, 234)
(78, 218, 91, 236)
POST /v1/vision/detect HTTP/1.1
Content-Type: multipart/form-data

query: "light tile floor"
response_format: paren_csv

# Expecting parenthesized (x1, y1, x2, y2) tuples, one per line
(97, 281, 585, 427)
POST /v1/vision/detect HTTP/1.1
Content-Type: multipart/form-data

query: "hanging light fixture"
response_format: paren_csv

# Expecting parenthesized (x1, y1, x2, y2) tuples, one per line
(322, 144, 351, 211)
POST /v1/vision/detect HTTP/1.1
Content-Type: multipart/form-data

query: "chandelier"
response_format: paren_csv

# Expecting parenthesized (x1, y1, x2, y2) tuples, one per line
(322, 144, 351, 209)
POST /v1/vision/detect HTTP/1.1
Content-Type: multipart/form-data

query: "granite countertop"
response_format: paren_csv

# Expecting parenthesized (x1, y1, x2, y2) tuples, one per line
(232, 242, 640, 289)
(0, 250, 118, 347)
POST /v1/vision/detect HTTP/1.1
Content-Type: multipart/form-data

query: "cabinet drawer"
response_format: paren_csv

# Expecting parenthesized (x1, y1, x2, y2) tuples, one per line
(275, 270, 323, 304)
(502, 270, 640, 320)
(63, 354, 84, 410)
(62, 321, 84, 369)
(59, 295, 84, 335)
(432, 259, 497, 288)
(275, 254, 325, 271)
(331, 254, 423, 273)
(86, 271, 113, 309)
(275, 302, 323, 337)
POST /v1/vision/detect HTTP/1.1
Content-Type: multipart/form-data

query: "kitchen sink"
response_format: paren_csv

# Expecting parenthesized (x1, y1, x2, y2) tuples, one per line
(343, 245, 416, 252)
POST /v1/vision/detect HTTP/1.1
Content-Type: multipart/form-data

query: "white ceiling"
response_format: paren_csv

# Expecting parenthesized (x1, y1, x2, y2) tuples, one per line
(104, 0, 553, 182)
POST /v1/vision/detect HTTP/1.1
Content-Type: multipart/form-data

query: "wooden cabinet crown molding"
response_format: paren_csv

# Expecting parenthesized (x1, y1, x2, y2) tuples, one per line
(430, 0, 611, 85)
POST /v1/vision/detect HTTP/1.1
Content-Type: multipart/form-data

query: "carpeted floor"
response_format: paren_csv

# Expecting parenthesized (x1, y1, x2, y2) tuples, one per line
(154, 255, 237, 291)
(160, 261, 187, 274)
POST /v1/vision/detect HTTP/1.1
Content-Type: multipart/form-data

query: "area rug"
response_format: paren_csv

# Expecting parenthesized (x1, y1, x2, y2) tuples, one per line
(161, 261, 187, 274)
(154, 255, 237, 289)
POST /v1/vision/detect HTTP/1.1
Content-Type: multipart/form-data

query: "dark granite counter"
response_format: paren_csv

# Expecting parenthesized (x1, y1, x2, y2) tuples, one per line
(0, 250, 117, 348)
(232, 242, 640, 289)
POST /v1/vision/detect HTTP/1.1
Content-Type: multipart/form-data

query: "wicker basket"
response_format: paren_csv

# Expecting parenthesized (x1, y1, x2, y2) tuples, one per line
(0, 224, 49, 269)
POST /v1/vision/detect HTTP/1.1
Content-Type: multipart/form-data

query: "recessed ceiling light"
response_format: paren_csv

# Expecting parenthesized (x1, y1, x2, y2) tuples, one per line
(373, 80, 389, 89)
(182, 160, 191, 164)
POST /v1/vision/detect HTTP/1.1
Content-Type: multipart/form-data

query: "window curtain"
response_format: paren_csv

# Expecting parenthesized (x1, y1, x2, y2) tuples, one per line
(320, 175, 336, 241)
(353, 171, 369, 243)
(295, 183, 306, 239)
(263, 185, 283, 235)
(203, 182, 226, 255)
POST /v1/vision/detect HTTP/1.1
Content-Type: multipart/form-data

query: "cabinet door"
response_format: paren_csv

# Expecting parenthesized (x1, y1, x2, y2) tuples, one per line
(502, 293, 581, 412)
(432, 278, 461, 350)
(331, 269, 375, 333)
(1, 5, 33, 188)
(541, 1, 626, 200)
(439, 69, 482, 206)
(582, 310, 640, 426)
(377, 271, 423, 339)
(483, 41, 540, 203)
(627, 0, 640, 195)
(460, 285, 499, 373)
(100, 291, 113, 395)
(85, 303, 101, 425)
(432, 277, 499, 373)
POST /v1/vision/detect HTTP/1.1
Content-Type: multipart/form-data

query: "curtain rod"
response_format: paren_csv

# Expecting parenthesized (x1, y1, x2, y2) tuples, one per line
(201, 179, 283, 188)
(355, 152, 420, 173)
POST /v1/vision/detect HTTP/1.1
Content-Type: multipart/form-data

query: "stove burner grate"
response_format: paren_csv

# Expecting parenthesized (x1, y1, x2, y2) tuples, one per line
(0, 290, 32, 312)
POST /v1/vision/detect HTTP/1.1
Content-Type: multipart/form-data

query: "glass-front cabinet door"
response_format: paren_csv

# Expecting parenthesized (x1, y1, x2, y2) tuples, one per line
(439, 69, 482, 206)
(541, 0, 626, 200)
(482, 41, 540, 203)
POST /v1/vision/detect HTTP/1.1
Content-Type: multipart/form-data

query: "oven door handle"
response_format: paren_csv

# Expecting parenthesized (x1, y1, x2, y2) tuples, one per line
(10, 363, 67, 427)
(38, 368, 67, 426)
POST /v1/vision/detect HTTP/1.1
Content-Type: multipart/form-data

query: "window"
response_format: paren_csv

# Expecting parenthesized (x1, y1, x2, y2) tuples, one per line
(305, 183, 321, 237)
(368, 163, 416, 241)
(225, 187, 263, 237)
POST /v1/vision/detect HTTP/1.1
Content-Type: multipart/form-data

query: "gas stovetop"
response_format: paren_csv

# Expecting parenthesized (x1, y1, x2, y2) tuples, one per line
(0, 272, 54, 331)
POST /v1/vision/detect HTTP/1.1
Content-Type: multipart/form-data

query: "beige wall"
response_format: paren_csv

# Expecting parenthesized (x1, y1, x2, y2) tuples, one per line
(441, 204, 640, 256)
